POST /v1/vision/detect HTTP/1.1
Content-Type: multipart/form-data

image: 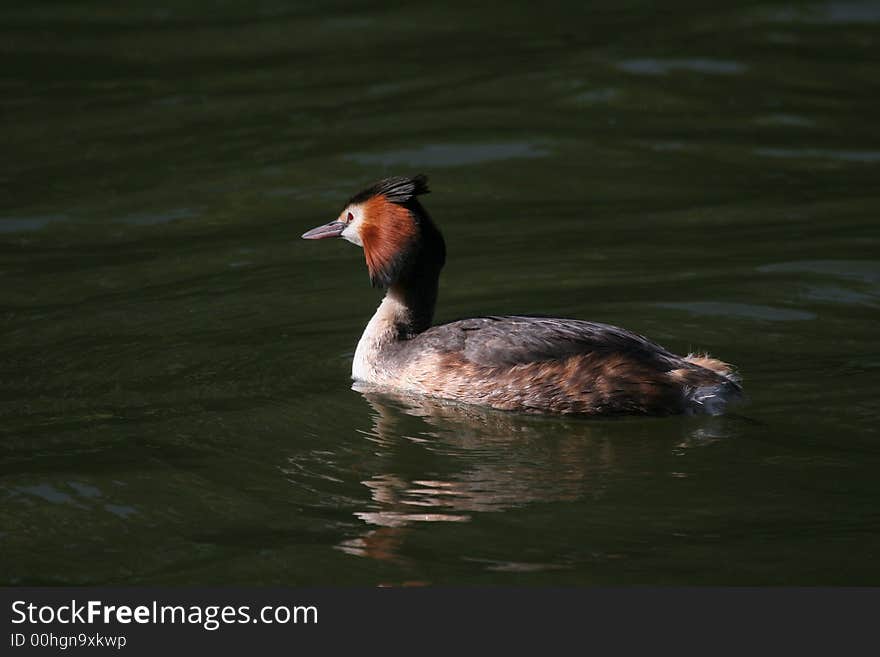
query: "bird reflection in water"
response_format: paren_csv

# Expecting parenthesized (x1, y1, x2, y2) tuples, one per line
(337, 383, 736, 567)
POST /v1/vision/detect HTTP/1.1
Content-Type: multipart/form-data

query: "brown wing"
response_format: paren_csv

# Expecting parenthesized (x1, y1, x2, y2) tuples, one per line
(411, 315, 680, 370)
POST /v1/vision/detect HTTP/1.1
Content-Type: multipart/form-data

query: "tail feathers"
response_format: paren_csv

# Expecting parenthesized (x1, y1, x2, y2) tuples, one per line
(671, 354, 744, 416)
(684, 353, 741, 383)
(685, 379, 743, 416)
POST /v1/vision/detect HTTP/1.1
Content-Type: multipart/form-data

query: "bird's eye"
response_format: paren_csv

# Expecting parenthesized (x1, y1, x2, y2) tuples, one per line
(346, 212, 354, 224)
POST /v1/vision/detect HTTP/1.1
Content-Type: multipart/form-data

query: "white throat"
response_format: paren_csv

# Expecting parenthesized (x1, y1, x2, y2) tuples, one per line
(352, 288, 409, 383)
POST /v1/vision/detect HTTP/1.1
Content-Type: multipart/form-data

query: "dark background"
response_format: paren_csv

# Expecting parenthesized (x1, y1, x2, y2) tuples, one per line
(1, 1, 879, 585)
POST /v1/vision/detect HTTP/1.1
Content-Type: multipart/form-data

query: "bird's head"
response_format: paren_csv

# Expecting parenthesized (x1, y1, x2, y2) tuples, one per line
(302, 174, 445, 288)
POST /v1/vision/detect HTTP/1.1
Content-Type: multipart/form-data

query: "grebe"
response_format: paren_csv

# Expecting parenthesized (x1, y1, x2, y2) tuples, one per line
(302, 175, 742, 416)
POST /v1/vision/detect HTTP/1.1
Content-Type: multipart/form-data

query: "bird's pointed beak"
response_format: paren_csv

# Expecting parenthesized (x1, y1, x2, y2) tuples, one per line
(301, 220, 346, 240)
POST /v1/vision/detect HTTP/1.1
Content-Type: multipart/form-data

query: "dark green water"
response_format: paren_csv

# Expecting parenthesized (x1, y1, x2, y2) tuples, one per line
(2, 1, 879, 585)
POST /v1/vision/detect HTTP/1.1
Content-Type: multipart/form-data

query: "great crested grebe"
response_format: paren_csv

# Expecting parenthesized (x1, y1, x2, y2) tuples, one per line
(302, 175, 742, 416)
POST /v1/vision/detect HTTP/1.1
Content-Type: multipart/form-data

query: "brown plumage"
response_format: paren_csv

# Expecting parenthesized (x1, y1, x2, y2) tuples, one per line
(360, 196, 418, 287)
(302, 175, 743, 416)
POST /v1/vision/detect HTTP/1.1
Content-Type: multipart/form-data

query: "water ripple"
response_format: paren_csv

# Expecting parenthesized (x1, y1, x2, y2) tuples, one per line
(758, 260, 880, 283)
(346, 141, 549, 167)
(617, 58, 747, 75)
(0, 214, 69, 233)
(755, 147, 880, 163)
(654, 301, 815, 321)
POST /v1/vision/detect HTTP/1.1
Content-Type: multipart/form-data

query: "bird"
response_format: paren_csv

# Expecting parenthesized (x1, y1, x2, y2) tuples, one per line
(302, 174, 742, 416)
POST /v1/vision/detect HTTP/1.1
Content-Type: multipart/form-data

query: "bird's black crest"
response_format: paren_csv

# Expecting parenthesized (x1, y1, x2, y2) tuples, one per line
(348, 174, 430, 206)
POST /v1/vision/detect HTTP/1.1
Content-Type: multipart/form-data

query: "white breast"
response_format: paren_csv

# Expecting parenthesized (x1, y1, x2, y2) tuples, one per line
(351, 290, 409, 383)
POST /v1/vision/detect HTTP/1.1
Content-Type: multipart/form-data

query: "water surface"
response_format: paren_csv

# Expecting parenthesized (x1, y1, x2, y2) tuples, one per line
(1, 1, 879, 585)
